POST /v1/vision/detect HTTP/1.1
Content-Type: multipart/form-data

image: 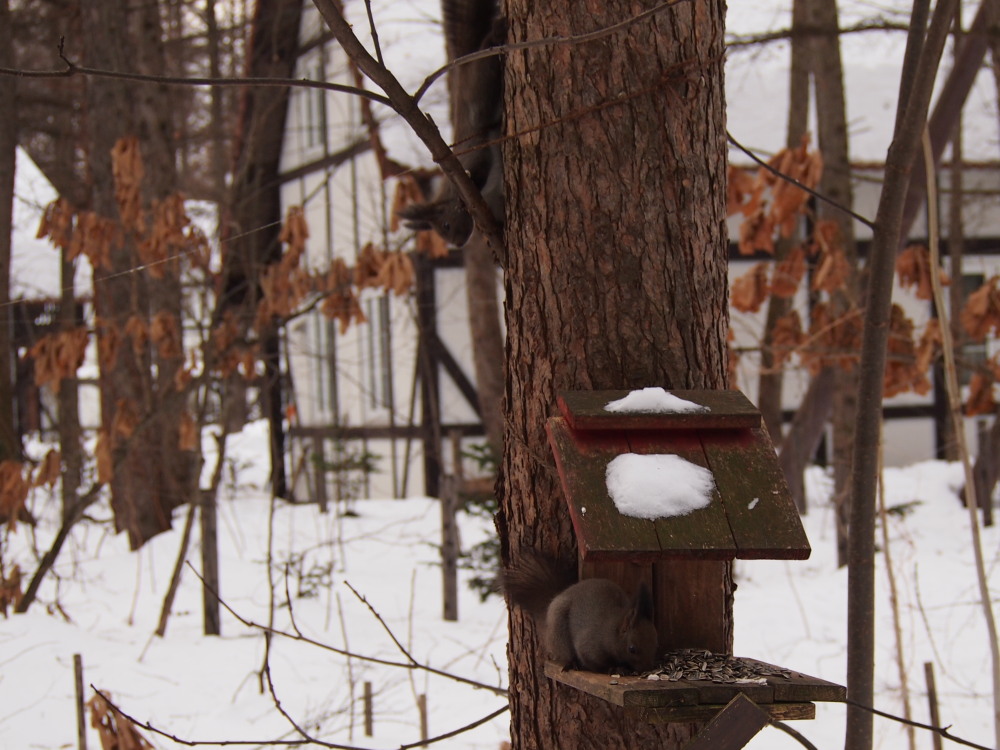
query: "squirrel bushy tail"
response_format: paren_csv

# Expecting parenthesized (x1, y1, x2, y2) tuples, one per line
(500, 549, 577, 622)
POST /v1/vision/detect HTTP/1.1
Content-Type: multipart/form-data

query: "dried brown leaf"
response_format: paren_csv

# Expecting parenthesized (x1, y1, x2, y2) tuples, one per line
(966, 372, 996, 416)
(95, 430, 113, 485)
(0, 565, 22, 615)
(111, 136, 146, 234)
(97, 319, 121, 371)
(884, 304, 930, 397)
(961, 276, 1000, 340)
(178, 413, 198, 452)
(915, 319, 942, 374)
(771, 246, 806, 298)
(812, 244, 850, 294)
(737, 210, 774, 256)
(802, 303, 862, 373)
(37, 197, 75, 251)
(770, 311, 805, 368)
(897, 243, 949, 300)
(727, 165, 763, 218)
(88, 691, 155, 750)
(279, 205, 310, 260)
(0, 462, 29, 532)
(731, 263, 770, 313)
(111, 398, 139, 440)
(27, 327, 90, 393)
(150, 311, 182, 359)
(32, 449, 61, 489)
(124, 315, 149, 358)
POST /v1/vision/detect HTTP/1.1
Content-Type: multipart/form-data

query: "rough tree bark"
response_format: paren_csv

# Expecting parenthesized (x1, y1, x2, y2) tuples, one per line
(500, 2, 730, 747)
(464, 237, 506, 458)
(81, 0, 192, 548)
(810, 0, 860, 568)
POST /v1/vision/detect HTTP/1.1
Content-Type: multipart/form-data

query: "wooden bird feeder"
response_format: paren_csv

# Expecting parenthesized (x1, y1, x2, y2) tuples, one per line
(543, 388, 845, 735)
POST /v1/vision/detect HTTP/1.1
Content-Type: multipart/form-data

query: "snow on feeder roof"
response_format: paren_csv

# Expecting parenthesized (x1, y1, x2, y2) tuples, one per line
(547, 389, 810, 561)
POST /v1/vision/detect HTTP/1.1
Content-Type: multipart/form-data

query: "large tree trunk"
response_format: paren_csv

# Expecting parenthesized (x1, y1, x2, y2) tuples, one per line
(500, 2, 730, 747)
(82, 0, 192, 548)
(217, 0, 302, 499)
(464, 236, 505, 458)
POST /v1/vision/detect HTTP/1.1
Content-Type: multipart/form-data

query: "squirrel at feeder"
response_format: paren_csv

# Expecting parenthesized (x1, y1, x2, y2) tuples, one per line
(501, 550, 659, 673)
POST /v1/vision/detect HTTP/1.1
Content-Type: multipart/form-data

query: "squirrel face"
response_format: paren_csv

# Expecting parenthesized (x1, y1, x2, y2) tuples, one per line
(397, 198, 474, 247)
(618, 588, 659, 672)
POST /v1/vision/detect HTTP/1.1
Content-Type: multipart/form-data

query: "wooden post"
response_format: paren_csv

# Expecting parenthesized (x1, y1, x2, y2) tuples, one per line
(363, 681, 373, 737)
(417, 693, 428, 747)
(200, 488, 221, 635)
(443, 429, 464, 621)
(313, 435, 328, 513)
(415, 255, 442, 498)
(440, 473, 459, 622)
(74, 653, 87, 750)
(924, 662, 943, 750)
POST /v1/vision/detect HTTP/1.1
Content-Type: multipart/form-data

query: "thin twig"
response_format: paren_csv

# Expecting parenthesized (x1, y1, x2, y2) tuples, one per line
(877, 436, 917, 750)
(0, 38, 392, 107)
(91, 686, 371, 749)
(397, 705, 509, 750)
(840, 698, 994, 750)
(922, 125, 1000, 749)
(91, 685, 507, 750)
(725, 20, 910, 50)
(185, 564, 508, 696)
(770, 720, 820, 750)
(362, 0, 384, 67)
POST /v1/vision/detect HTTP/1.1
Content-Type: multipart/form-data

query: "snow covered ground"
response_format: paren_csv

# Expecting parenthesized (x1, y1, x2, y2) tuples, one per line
(1, 422, 997, 750)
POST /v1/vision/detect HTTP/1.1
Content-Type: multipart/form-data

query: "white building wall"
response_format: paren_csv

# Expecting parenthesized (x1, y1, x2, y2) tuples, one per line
(280, 2, 488, 500)
(728, 164, 1000, 467)
(280, 2, 1000, 497)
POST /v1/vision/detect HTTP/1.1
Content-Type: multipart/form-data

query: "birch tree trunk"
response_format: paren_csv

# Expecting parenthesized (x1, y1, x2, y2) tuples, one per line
(500, 2, 731, 747)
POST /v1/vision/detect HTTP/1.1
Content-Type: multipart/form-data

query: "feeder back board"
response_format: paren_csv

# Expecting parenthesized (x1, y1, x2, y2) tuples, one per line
(546, 389, 810, 562)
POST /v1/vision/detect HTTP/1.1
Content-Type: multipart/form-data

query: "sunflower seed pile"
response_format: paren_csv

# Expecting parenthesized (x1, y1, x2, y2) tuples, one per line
(640, 649, 794, 683)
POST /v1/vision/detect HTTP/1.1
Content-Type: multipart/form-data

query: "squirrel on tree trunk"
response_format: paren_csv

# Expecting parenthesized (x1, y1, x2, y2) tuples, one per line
(397, 0, 505, 248)
(502, 550, 660, 674)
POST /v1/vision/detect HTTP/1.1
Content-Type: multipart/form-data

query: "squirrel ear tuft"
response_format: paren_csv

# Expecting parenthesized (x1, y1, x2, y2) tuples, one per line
(396, 203, 436, 231)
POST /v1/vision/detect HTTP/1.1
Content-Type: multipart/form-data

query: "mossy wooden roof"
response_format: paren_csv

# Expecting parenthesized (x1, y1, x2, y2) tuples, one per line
(546, 389, 810, 561)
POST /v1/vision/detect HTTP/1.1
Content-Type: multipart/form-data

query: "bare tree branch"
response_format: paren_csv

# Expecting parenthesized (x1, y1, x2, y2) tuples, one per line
(841, 698, 995, 750)
(186, 564, 509, 696)
(0, 38, 392, 107)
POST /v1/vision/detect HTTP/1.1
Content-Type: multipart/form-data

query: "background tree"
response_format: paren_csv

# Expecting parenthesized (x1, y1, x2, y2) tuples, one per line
(499, 1, 730, 747)
(80, 0, 194, 548)
(216, 0, 303, 500)
(0, 0, 18, 465)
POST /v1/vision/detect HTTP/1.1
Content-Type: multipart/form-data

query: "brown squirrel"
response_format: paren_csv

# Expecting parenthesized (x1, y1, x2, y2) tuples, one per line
(397, 0, 504, 247)
(502, 551, 660, 674)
